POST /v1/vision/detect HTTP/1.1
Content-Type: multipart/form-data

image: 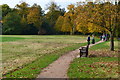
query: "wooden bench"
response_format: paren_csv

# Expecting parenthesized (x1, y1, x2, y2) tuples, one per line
(79, 45, 89, 57)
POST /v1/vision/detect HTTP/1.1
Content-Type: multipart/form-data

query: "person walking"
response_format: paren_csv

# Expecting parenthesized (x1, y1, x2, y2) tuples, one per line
(87, 35, 90, 45)
(100, 35, 102, 40)
(102, 34, 105, 41)
(105, 34, 109, 41)
(92, 35, 95, 44)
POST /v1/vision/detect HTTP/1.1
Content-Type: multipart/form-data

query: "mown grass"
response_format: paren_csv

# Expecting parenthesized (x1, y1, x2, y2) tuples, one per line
(0, 37, 26, 42)
(1, 35, 89, 78)
(68, 57, 118, 78)
(3, 43, 86, 78)
(89, 41, 118, 50)
(68, 40, 119, 78)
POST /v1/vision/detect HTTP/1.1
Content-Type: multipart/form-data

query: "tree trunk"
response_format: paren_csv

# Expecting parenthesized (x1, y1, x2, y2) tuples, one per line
(70, 32, 72, 35)
(38, 27, 41, 35)
(72, 27, 75, 35)
(70, 29, 73, 35)
(70, 27, 75, 35)
(110, 32, 114, 51)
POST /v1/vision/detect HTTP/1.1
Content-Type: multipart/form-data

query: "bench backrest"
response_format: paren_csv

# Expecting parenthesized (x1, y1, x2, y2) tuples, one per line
(80, 45, 89, 52)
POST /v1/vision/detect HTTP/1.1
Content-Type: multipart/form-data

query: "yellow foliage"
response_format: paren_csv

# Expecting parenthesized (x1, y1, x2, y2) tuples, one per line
(76, 23, 89, 34)
(55, 16, 64, 31)
(61, 17, 72, 32)
(27, 8, 42, 28)
(67, 4, 75, 11)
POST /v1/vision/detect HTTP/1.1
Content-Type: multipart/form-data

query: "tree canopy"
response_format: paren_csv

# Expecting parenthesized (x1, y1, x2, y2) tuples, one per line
(1, 1, 119, 50)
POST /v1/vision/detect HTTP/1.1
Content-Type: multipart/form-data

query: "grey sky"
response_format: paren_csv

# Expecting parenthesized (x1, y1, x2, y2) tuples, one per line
(1, 0, 117, 12)
(0, 0, 86, 11)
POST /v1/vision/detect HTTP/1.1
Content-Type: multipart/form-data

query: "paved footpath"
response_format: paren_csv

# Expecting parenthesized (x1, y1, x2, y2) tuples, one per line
(37, 40, 104, 78)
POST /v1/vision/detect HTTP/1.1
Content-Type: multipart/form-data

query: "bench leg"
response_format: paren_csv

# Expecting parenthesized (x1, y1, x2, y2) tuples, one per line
(86, 52, 88, 57)
(80, 53, 82, 57)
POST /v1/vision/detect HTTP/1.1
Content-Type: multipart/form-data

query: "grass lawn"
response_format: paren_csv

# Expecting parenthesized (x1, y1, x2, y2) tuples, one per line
(68, 40, 119, 78)
(2, 35, 96, 78)
(1, 37, 26, 42)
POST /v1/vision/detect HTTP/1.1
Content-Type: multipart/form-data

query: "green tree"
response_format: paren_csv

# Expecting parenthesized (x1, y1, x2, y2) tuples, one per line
(3, 12, 22, 34)
(15, 2, 29, 19)
(1, 4, 11, 17)
(45, 1, 65, 34)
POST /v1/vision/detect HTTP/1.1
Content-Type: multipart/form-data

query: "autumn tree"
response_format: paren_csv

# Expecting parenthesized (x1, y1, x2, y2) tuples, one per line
(61, 15, 73, 34)
(79, 1, 118, 51)
(75, 2, 90, 34)
(117, 1, 120, 37)
(55, 16, 64, 32)
(27, 3, 43, 34)
(55, 4, 76, 35)
(66, 4, 76, 35)
(91, 2, 118, 51)
(74, 1, 118, 50)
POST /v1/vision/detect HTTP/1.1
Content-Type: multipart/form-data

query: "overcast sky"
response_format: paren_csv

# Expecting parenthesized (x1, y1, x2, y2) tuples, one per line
(0, 0, 86, 11)
(1, 0, 118, 12)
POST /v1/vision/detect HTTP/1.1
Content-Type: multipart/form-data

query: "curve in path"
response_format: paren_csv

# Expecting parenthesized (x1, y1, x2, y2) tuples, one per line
(37, 40, 104, 78)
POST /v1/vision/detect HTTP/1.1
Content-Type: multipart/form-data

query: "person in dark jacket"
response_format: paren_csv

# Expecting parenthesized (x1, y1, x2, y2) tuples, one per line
(92, 35, 95, 44)
(87, 35, 90, 45)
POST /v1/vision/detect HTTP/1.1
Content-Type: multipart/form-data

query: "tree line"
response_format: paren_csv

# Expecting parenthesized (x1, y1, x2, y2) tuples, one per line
(1, 1, 120, 35)
(1, 2, 65, 35)
(0, 1, 120, 51)
(55, 1, 120, 51)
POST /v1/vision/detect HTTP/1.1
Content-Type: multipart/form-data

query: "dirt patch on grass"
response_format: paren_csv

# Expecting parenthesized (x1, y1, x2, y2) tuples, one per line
(93, 61, 118, 67)
(91, 61, 119, 78)
(2, 56, 37, 75)
(89, 50, 118, 57)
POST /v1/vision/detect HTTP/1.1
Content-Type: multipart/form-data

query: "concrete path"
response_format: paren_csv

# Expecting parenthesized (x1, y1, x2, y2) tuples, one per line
(37, 40, 104, 78)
